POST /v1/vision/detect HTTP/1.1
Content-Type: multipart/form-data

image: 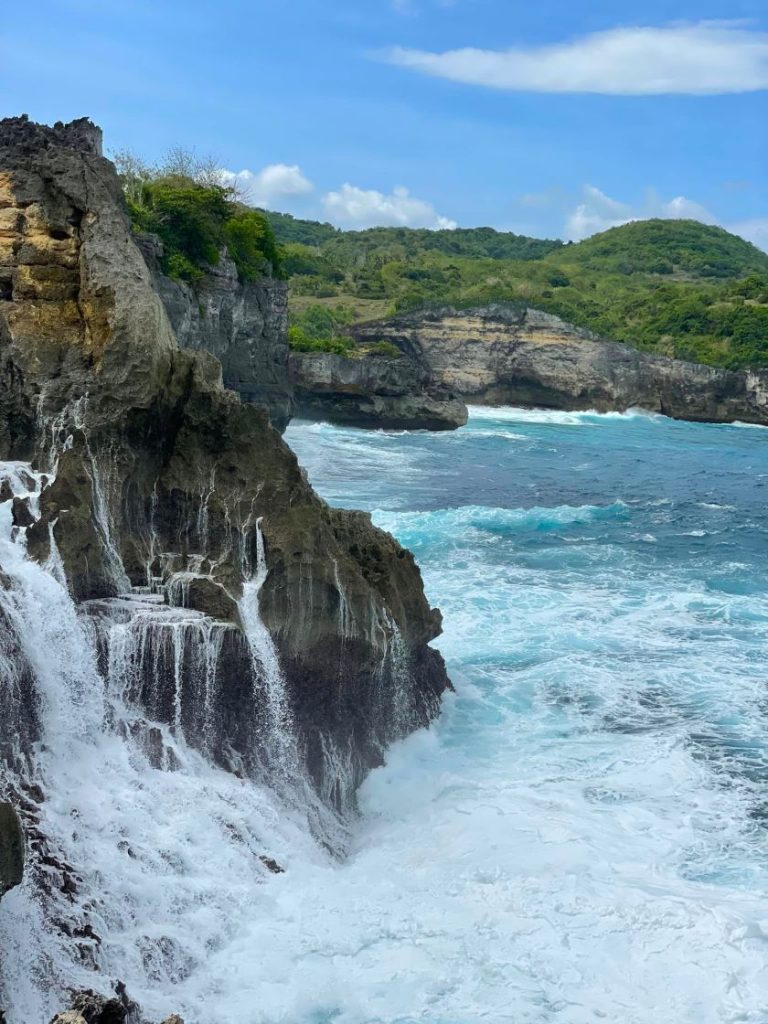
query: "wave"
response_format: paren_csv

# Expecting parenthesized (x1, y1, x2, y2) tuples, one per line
(466, 404, 665, 426)
(373, 500, 629, 541)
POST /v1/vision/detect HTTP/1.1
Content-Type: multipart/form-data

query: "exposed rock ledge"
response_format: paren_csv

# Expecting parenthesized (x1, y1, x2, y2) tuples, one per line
(290, 349, 467, 430)
(351, 305, 768, 426)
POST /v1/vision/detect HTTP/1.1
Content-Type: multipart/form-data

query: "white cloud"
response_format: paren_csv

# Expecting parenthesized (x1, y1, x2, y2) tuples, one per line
(322, 183, 457, 229)
(565, 186, 634, 239)
(729, 218, 768, 251)
(383, 21, 768, 95)
(564, 185, 724, 240)
(562, 185, 768, 254)
(220, 163, 314, 209)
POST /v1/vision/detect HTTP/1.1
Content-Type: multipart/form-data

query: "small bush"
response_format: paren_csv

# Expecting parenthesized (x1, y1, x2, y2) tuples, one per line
(288, 326, 354, 356)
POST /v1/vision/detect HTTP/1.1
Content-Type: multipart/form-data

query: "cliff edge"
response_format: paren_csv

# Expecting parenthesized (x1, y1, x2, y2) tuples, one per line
(352, 305, 768, 426)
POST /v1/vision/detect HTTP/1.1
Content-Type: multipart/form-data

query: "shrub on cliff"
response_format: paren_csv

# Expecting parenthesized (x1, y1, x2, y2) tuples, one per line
(117, 150, 283, 284)
(288, 326, 354, 355)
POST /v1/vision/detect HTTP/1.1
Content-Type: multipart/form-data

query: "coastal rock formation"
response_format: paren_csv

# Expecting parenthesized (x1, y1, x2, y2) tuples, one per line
(290, 348, 467, 430)
(137, 233, 293, 431)
(353, 305, 768, 426)
(0, 804, 23, 897)
(0, 115, 449, 1016)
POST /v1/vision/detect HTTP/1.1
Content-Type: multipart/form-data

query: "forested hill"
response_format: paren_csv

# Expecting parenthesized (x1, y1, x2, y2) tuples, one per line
(266, 211, 563, 260)
(268, 215, 768, 370)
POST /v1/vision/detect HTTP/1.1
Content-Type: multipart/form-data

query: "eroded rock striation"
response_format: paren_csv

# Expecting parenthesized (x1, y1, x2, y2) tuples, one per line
(352, 305, 768, 425)
(290, 348, 467, 430)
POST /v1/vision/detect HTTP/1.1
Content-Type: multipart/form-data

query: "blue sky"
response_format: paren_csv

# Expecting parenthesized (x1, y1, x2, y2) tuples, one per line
(3, 0, 767, 246)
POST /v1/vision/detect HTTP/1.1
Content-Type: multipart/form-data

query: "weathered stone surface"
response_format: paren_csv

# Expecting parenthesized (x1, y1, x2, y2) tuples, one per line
(353, 304, 768, 425)
(0, 113, 449, 800)
(290, 349, 467, 430)
(49, 986, 156, 1024)
(0, 802, 23, 896)
(137, 232, 293, 431)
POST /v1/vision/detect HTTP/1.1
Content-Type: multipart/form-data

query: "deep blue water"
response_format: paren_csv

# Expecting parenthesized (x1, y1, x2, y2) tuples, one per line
(280, 406, 768, 1024)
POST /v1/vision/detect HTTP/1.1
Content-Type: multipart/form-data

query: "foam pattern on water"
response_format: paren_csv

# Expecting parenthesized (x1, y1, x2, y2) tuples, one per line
(1, 406, 767, 1024)
(277, 408, 768, 1024)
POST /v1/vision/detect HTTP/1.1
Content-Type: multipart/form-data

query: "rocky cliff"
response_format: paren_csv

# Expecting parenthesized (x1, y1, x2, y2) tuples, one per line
(0, 116, 449, 1019)
(290, 348, 467, 430)
(353, 305, 768, 426)
(137, 234, 293, 431)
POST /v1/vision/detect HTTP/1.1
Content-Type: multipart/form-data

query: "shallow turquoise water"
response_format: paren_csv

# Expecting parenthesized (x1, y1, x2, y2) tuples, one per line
(278, 406, 768, 1024)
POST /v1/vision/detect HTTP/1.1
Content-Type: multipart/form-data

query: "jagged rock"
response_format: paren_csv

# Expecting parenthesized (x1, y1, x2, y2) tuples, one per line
(10, 495, 33, 528)
(0, 802, 24, 895)
(168, 573, 240, 624)
(290, 349, 467, 430)
(48, 985, 143, 1024)
(352, 304, 768, 426)
(0, 114, 449, 805)
(259, 854, 285, 874)
(137, 232, 293, 431)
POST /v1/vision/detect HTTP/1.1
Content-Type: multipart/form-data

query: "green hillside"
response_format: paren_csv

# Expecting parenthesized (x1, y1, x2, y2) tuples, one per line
(269, 217, 768, 370)
(557, 219, 768, 279)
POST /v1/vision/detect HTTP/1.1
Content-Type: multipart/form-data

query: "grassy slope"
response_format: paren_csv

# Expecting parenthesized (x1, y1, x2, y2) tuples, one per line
(268, 215, 768, 369)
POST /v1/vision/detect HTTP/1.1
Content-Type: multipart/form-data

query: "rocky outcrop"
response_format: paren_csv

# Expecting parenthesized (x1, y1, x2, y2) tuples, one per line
(137, 234, 293, 431)
(353, 305, 768, 426)
(49, 988, 182, 1024)
(0, 115, 448, 817)
(290, 348, 467, 430)
(0, 804, 23, 897)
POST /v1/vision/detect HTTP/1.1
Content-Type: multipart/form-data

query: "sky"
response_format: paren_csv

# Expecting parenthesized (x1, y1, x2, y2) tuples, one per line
(2, 0, 767, 247)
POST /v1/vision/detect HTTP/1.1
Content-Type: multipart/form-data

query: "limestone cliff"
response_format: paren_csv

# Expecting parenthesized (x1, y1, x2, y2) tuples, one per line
(353, 305, 768, 426)
(137, 233, 293, 431)
(290, 348, 467, 430)
(0, 115, 448, 813)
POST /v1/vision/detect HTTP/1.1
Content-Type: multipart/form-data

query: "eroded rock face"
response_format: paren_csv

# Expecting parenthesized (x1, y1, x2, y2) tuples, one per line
(0, 114, 449, 800)
(0, 803, 23, 897)
(290, 349, 468, 430)
(353, 305, 768, 425)
(137, 233, 293, 431)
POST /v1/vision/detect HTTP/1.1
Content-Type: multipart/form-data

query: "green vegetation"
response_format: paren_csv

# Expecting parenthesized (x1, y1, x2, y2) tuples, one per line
(115, 149, 282, 283)
(267, 216, 768, 369)
(288, 303, 356, 355)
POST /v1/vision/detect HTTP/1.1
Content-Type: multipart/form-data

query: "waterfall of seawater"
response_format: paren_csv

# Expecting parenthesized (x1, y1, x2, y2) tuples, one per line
(0, 463, 342, 1023)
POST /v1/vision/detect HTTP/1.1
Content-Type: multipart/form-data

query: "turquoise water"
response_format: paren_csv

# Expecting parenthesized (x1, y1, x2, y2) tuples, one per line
(278, 406, 768, 1024)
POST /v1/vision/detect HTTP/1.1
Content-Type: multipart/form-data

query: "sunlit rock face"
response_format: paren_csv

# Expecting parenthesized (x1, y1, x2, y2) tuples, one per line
(0, 117, 449, 1019)
(353, 304, 768, 426)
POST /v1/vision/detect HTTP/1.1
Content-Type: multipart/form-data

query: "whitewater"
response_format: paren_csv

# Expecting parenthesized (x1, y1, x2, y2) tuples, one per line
(1, 405, 767, 1023)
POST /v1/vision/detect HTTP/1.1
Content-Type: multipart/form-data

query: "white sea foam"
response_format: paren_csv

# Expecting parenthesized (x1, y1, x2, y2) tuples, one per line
(2, 400, 767, 1024)
(466, 404, 666, 426)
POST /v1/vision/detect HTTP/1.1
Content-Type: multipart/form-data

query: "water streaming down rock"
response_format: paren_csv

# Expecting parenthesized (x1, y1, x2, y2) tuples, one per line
(0, 462, 345, 1021)
(0, 116, 449, 1021)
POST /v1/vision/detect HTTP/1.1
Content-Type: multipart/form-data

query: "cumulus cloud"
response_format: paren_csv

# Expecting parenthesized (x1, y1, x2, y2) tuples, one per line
(322, 183, 457, 229)
(220, 163, 314, 209)
(729, 217, 768, 251)
(562, 185, 768, 252)
(383, 21, 768, 95)
(563, 185, 723, 241)
(565, 186, 634, 240)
